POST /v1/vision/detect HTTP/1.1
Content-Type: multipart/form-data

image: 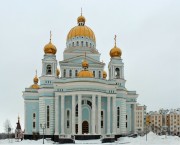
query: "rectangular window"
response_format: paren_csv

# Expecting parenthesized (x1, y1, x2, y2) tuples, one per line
(81, 41, 83, 46)
(76, 105, 78, 117)
(101, 111, 103, 128)
(75, 70, 78, 77)
(99, 71, 101, 78)
(117, 107, 120, 128)
(63, 69, 66, 77)
(47, 106, 50, 128)
(69, 70, 72, 77)
(67, 120, 70, 128)
(76, 124, 78, 134)
(126, 122, 127, 128)
(93, 71, 95, 77)
(33, 122, 36, 128)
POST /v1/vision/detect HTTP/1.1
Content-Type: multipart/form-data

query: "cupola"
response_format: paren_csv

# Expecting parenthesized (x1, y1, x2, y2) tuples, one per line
(44, 31, 57, 55)
(110, 35, 122, 58)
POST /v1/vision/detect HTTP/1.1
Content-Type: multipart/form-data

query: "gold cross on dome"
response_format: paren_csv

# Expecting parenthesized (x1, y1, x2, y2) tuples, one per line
(81, 8, 82, 16)
(35, 69, 37, 76)
(85, 52, 86, 59)
(50, 31, 52, 42)
(114, 35, 117, 47)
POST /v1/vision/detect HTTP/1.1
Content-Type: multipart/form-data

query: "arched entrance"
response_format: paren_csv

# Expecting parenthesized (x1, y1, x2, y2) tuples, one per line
(82, 121, 89, 134)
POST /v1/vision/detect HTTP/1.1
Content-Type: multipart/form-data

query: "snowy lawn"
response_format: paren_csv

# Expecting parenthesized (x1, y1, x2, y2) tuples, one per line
(0, 132, 179, 145)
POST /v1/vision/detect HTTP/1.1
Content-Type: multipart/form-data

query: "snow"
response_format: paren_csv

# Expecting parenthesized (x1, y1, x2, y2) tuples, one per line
(0, 132, 179, 145)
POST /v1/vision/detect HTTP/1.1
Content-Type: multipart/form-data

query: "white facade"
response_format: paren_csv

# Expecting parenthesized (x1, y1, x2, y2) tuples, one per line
(22, 14, 139, 138)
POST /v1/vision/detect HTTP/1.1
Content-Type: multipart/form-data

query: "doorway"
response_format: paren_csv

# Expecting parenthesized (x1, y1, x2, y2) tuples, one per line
(82, 121, 89, 134)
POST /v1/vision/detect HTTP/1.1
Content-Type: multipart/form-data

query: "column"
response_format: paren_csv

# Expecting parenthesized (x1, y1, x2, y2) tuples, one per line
(55, 95, 59, 135)
(98, 95, 101, 134)
(61, 95, 64, 134)
(72, 94, 76, 134)
(92, 95, 96, 134)
(112, 96, 117, 134)
(134, 104, 137, 134)
(107, 96, 111, 134)
(78, 94, 82, 134)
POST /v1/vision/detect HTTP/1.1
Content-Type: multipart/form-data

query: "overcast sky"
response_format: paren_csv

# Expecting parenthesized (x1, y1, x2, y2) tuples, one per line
(0, 0, 180, 132)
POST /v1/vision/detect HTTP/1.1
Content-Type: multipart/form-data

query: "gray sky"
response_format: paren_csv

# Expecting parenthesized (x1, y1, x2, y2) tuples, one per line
(0, 0, 180, 132)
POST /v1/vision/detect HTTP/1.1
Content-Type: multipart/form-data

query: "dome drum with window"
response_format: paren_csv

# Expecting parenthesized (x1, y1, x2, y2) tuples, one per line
(66, 14, 96, 49)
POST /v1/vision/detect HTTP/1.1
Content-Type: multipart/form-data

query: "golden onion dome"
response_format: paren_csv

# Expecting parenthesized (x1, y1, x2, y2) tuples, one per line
(103, 70, 107, 79)
(56, 68, 60, 77)
(44, 41, 57, 55)
(33, 75, 38, 84)
(30, 84, 40, 89)
(67, 15, 96, 42)
(110, 35, 122, 58)
(44, 31, 57, 55)
(30, 72, 39, 89)
(77, 15, 86, 23)
(110, 46, 122, 57)
(78, 70, 94, 78)
(78, 57, 94, 78)
(82, 59, 89, 68)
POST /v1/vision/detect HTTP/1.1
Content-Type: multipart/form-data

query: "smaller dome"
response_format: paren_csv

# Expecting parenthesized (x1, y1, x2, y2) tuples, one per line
(44, 42, 57, 55)
(110, 46, 122, 57)
(30, 74, 39, 89)
(110, 35, 122, 58)
(78, 57, 94, 78)
(44, 31, 57, 55)
(82, 60, 89, 68)
(103, 70, 107, 79)
(77, 15, 86, 23)
(78, 70, 94, 78)
(56, 68, 60, 77)
(33, 76, 38, 84)
(30, 84, 40, 89)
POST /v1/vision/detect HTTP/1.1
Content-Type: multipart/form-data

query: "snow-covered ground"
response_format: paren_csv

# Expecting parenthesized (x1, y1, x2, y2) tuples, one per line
(0, 132, 179, 145)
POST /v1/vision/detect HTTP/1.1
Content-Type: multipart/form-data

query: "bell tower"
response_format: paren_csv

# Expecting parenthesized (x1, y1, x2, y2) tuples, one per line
(108, 35, 124, 80)
(40, 31, 58, 84)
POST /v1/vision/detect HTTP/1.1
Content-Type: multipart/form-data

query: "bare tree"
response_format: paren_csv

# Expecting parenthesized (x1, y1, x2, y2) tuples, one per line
(4, 119, 12, 133)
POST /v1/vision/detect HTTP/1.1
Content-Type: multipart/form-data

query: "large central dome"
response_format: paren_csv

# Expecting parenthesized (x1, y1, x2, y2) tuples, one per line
(66, 15, 96, 42)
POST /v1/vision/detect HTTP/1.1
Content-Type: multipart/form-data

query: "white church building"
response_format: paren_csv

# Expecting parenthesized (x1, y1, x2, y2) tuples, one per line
(22, 13, 138, 141)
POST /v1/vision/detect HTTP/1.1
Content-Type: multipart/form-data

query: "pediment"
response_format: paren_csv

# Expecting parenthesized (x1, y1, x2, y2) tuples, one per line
(60, 55, 104, 66)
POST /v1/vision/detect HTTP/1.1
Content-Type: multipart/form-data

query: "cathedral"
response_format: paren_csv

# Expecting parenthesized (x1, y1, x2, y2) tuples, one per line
(22, 13, 138, 141)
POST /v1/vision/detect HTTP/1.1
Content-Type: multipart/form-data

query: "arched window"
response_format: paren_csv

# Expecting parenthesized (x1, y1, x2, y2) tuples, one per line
(69, 70, 72, 77)
(93, 71, 95, 77)
(75, 70, 78, 77)
(46, 65, 52, 75)
(72, 42, 75, 47)
(63, 69, 66, 77)
(87, 100, 92, 108)
(90, 43, 92, 48)
(33, 113, 36, 119)
(47, 106, 50, 128)
(99, 71, 101, 78)
(86, 42, 88, 47)
(81, 41, 83, 46)
(117, 107, 120, 128)
(77, 41, 79, 46)
(115, 68, 120, 78)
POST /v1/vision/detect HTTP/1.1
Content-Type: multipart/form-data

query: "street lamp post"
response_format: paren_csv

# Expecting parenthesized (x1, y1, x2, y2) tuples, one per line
(40, 123, 46, 144)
